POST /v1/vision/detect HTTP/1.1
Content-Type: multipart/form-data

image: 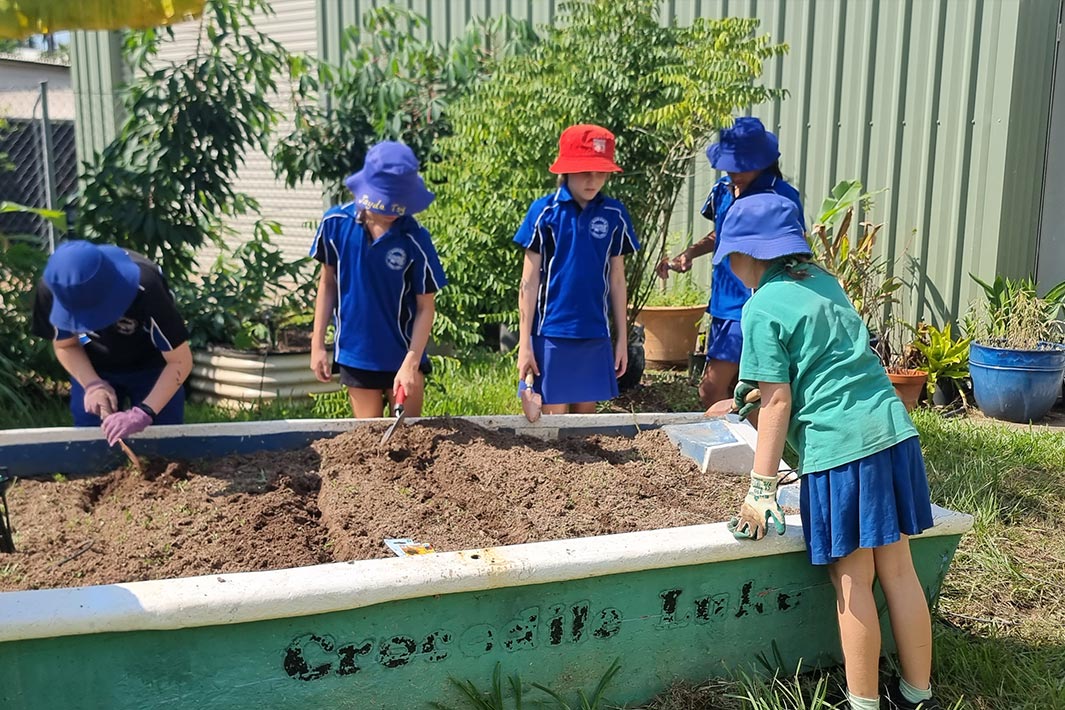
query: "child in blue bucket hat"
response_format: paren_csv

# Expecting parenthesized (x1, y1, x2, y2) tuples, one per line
(657, 117, 804, 414)
(513, 124, 640, 414)
(706, 192, 941, 710)
(309, 141, 446, 419)
(31, 241, 192, 442)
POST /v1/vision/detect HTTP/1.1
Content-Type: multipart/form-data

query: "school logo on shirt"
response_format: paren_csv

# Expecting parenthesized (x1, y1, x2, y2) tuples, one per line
(589, 216, 610, 239)
(114, 317, 139, 335)
(385, 248, 408, 270)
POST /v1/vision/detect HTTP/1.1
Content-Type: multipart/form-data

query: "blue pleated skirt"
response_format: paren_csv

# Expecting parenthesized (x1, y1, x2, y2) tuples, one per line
(799, 436, 935, 566)
(531, 335, 618, 405)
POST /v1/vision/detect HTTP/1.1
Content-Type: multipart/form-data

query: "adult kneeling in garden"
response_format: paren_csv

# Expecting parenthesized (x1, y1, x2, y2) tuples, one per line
(32, 240, 192, 444)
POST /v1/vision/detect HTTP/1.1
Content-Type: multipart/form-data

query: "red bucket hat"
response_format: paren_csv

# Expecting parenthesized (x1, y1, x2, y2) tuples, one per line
(549, 124, 622, 174)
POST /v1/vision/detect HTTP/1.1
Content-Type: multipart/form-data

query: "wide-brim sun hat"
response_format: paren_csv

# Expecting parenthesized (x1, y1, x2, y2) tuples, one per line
(344, 141, 435, 217)
(706, 116, 780, 173)
(44, 240, 141, 332)
(712, 192, 811, 266)
(549, 124, 623, 174)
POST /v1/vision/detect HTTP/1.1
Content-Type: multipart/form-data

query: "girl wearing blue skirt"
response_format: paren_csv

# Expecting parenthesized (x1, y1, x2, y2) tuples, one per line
(709, 193, 940, 710)
(514, 124, 640, 413)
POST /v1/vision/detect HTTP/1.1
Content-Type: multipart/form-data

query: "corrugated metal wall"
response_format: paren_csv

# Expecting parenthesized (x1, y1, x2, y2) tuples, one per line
(318, 0, 1061, 325)
(69, 30, 125, 161)
(72, 0, 1061, 325)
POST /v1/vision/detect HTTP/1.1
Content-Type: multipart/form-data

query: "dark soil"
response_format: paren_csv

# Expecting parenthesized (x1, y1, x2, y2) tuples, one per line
(1, 419, 761, 592)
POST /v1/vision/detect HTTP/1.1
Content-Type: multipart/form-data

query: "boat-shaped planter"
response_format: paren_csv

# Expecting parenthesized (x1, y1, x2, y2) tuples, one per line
(0, 414, 971, 710)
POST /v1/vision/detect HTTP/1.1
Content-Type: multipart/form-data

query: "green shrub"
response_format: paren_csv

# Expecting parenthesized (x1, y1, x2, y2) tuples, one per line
(78, 0, 287, 286)
(273, 6, 536, 202)
(424, 0, 786, 346)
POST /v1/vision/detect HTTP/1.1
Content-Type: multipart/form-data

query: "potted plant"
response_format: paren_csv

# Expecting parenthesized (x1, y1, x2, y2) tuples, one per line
(808, 181, 929, 410)
(965, 275, 1065, 423)
(910, 322, 971, 407)
(631, 272, 707, 369)
(176, 228, 335, 409)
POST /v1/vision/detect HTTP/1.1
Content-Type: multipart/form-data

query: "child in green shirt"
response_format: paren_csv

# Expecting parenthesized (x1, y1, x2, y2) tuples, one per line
(707, 192, 940, 710)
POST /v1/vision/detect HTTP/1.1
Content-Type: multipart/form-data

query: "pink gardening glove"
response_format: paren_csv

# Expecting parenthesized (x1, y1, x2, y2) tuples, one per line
(83, 380, 118, 417)
(101, 407, 152, 446)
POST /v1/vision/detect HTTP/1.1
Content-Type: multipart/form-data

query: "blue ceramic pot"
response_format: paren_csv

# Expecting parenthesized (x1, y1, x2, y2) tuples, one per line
(969, 341, 1065, 422)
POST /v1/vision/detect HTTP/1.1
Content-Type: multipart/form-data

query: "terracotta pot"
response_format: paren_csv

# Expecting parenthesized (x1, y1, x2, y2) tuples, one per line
(632, 305, 706, 369)
(886, 368, 928, 412)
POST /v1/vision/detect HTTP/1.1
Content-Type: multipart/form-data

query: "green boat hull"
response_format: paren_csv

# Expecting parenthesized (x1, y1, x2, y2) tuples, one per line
(0, 416, 970, 709)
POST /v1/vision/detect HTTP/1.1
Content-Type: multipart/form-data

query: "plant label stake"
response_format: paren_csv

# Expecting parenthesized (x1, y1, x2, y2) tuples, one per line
(520, 373, 542, 422)
(379, 384, 407, 445)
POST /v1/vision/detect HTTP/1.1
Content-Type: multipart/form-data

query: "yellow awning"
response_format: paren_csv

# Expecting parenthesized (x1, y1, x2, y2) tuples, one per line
(0, 0, 204, 40)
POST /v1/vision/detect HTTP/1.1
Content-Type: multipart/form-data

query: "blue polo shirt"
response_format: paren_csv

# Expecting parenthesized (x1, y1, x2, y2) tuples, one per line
(514, 185, 639, 339)
(700, 173, 805, 320)
(311, 203, 447, 371)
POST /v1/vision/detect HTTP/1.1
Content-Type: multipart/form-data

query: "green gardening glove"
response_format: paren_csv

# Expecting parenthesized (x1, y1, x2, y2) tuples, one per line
(728, 472, 786, 541)
(732, 381, 761, 420)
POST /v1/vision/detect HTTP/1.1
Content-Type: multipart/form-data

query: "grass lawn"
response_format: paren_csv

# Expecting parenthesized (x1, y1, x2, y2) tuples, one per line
(3, 352, 1063, 708)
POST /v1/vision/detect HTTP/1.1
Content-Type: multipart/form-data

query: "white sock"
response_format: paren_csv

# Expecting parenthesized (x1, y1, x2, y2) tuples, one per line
(900, 677, 933, 703)
(847, 690, 880, 710)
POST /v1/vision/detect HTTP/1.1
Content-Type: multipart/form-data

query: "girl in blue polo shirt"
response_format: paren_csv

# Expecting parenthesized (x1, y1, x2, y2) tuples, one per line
(710, 193, 941, 710)
(656, 117, 804, 411)
(514, 124, 640, 413)
(310, 142, 447, 418)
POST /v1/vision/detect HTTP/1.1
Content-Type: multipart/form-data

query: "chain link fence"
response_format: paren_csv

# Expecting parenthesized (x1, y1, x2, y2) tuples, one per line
(0, 73, 78, 250)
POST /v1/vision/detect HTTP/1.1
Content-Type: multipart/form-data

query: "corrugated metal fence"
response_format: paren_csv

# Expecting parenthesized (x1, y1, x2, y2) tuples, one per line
(73, 0, 1062, 325)
(317, 0, 1061, 325)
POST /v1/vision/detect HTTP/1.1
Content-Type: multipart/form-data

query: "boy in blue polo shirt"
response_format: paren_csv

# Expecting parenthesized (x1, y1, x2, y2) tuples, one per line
(310, 142, 447, 418)
(514, 124, 640, 414)
(657, 117, 804, 410)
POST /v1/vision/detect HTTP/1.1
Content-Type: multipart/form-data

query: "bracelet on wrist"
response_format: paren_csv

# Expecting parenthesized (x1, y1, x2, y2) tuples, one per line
(135, 402, 158, 422)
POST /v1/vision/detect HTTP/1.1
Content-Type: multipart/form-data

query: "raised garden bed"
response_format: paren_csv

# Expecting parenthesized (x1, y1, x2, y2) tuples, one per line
(0, 415, 971, 710)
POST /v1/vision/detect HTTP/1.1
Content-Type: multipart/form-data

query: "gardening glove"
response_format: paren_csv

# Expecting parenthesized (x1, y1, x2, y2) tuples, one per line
(83, 380, 118, 417)
(102, 407, 152, 447)
(732, 381, 761, 420)
(728, 472, 786, 541)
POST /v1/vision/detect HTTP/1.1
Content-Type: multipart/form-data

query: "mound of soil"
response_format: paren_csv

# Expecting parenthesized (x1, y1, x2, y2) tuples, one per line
(1, 419, 760, 592)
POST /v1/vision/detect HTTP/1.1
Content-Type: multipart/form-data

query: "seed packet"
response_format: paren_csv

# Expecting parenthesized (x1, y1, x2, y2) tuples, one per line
(383, 537, 436, 557)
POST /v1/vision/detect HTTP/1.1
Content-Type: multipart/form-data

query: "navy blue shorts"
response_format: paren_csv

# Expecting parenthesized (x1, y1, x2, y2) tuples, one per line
(70, 369, 185, 427)
(705, 317, 743, 363)
(339, 361, 431, 390)
(530, 335, 618, 405)
(799, 436, 935, 566)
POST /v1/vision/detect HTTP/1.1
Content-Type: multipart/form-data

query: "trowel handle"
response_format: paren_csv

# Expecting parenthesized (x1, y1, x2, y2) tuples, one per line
(395, 384, 406, 407)
(524, 373, 534, 388)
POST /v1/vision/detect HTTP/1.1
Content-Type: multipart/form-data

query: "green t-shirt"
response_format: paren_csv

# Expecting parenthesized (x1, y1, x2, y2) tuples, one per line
(739, 262, 917, 474)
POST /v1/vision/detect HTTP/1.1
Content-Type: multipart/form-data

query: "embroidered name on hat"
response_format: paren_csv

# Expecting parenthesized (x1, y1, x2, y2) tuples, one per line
(590, 216, 609, 239)
(386, 248, 408, 270)
(592, 138, 607, 153)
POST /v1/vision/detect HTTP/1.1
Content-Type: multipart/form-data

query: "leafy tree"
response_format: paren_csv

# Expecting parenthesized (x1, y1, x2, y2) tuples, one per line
(273, 6, 537, 202)
(0, 203, 68, 409)
(78, 0, 287, 285)
(423, 0, 787, 346)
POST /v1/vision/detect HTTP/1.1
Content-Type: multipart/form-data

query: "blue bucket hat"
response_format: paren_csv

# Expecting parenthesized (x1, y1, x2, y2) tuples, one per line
(713, 193, 811, 266)
(706, 117, 780, 173)
(344, 141, 435, 217)
(44, 241, 141, 332)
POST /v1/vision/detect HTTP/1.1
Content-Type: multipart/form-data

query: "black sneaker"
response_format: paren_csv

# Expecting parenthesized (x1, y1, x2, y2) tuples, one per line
(884, 676, 942, 710)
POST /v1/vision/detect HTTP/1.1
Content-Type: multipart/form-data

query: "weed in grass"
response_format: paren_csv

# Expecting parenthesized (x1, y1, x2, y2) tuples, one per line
(434, 659, 621, 710)
(530, 657, 621, 709)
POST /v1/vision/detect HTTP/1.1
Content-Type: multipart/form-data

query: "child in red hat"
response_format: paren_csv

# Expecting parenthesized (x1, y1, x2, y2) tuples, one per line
(513, 124, 640, 414)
